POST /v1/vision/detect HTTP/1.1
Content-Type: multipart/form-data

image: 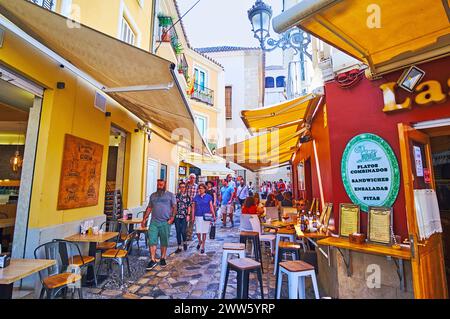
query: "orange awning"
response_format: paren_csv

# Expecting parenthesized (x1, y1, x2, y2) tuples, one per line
(216, 124, 305, 172)
(241, 93, 322, 133)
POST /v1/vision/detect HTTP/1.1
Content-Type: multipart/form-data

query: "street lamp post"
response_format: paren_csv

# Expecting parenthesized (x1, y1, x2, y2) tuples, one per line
(248, 0, 311, 59)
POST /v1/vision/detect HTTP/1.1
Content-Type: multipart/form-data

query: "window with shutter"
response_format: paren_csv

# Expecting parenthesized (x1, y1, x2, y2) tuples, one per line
(225, 86, 232, 120)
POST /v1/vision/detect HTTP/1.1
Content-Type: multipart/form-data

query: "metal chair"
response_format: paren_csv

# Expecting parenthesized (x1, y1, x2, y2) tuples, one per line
(134, 211, 149, 251)
(96, 230, 138, 286)
(0, 212, 12, 253)
(52, 239, 97, 287)
(34, 241, 83, 299)
(96, 220, 126, 251)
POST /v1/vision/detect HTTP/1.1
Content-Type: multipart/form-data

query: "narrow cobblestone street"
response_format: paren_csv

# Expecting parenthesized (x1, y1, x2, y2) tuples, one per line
(83, 210, 319, 299)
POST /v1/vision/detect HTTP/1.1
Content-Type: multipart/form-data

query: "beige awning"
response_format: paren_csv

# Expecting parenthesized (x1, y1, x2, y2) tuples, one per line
(184, 161, 235, 178)
(241, 93, 322, 133)
(0, 0, 209, 154)
(273, 0, 450, 77)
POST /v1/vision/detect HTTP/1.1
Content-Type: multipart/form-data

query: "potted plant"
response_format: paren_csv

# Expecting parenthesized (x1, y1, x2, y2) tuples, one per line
(174, 43, 184, 55)
(158, 14, 172, 42)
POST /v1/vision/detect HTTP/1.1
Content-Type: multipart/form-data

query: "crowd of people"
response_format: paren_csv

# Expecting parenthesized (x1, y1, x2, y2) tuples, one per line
(140, 174, 294, 271)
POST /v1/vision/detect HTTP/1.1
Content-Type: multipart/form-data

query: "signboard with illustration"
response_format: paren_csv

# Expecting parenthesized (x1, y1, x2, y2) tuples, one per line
(57, 134, 103, 210)
(341, 133, 400, 212)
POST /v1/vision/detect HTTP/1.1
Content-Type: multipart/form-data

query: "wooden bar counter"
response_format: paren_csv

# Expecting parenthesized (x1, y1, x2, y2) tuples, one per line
(316, 236, 414, 299)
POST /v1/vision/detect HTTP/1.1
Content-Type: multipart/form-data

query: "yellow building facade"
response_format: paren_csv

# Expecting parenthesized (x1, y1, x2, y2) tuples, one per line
(154, 0, 227, 181)
(0, 1, 204, 296)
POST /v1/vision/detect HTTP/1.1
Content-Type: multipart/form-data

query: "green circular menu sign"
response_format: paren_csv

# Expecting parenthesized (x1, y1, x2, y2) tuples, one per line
(341, 133, 400, 212)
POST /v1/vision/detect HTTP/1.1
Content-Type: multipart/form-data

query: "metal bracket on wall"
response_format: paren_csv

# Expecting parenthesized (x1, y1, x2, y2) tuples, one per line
(336, 248, 352, 277)
(392, 258, 406, 291)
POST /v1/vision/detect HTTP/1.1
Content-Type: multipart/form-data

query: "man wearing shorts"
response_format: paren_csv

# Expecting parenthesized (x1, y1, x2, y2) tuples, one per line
(219, 179, 234, 227)
(142, 179, 176, 270)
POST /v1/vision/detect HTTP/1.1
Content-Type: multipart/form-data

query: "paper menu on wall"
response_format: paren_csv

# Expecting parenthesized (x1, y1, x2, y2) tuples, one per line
(413, 189, 442, 240)
(413, 146, 424, 177)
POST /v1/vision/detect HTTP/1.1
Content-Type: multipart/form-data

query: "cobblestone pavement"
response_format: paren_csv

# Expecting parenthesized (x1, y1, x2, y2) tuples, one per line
(83, 210, 321, 299)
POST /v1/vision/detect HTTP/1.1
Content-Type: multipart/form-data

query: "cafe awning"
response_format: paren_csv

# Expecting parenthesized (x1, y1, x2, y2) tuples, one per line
(216, 123, 305, 172)
(0, 0, 209, 154)
(241, 93, 322, 133)
(184, 161, 235, 178)
(273, 0, 450, 77)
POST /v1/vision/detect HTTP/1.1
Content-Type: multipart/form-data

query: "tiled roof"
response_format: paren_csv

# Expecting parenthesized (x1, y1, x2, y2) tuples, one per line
(196, 46, 262, 53)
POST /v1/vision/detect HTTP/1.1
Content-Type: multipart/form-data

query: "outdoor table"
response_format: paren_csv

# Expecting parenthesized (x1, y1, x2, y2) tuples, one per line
(0, 218, 15, 245)
(118, 218, 143, 233)
(294, 224, 330, 258)
(64, 232, 119, 287)
(317, 236, 412, 291)
(0, 259, 56, 299)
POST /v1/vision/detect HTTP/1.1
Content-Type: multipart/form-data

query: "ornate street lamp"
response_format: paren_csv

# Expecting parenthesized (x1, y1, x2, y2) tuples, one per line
(248, 0, 311, 59)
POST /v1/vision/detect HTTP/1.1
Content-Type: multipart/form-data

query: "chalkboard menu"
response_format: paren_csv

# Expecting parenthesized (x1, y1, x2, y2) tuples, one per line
(341, 133, 400, 212)
(57, 134, 103, 210)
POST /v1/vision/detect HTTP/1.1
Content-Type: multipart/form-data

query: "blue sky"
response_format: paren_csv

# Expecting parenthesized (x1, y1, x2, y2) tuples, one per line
(178, 0, 284, 65)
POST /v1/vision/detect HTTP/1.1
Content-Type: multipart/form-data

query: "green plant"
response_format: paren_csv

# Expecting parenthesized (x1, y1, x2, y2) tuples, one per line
(174, 43, 184, 55)
(157, 14, 172, 27)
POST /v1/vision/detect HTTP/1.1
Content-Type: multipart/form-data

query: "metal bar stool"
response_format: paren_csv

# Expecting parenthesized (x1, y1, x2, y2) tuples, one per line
(273, 228, 296, 275)
(274, 241, 303, 296)
(219, 243, 246, 295)
(276, 260, 320, 299)
(239, 231, 263, 272)
(221, 258, 264, 299)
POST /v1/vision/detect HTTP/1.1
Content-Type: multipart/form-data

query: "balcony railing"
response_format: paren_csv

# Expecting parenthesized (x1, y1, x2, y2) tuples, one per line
(30, 0, 56, 11)
(191, 83, 214, 106)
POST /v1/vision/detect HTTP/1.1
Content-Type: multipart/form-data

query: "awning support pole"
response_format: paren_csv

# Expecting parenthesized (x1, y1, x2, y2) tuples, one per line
(103, 82, 174, 93)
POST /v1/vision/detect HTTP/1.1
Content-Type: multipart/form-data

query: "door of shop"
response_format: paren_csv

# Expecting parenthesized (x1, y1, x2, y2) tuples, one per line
(398, 123, 448, 299)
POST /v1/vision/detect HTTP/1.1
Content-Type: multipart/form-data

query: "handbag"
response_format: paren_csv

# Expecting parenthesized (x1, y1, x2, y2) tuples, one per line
(209, 222, 216, 239)
(203, 213, 214, 221)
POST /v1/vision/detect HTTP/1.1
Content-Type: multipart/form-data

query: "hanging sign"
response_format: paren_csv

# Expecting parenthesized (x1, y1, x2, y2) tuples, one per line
(341, 133, 400, 212)
(424, 168, 431, 184)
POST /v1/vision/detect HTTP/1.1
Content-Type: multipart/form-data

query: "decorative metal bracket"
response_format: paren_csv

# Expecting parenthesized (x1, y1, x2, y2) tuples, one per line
(392, 258, 407, 291)
(336, 248, 352, 277)
(260, 28, 312, 59)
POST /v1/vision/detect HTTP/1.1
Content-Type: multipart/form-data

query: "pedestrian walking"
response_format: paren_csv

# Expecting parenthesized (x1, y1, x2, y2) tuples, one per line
(219, 179, 234, 227)
(192, 184, 216, 254)
(185, 173, 198, 241)
(142, 179, 176, 270)
(205, 180, 218, 213)
(175, 181, 191, 253)
(237, 179, 249, 206)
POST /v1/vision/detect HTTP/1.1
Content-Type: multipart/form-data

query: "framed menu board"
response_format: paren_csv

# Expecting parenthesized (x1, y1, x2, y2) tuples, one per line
(57, 134, 103, 210)
(339, 203, 360, 237)
(367, 206, 393, 245)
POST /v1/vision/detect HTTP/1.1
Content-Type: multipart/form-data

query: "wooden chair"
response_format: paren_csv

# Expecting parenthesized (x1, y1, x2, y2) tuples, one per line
(96, 230, 138, 286)
(34, 242, 83, 299)
(52, 239, 97, 287)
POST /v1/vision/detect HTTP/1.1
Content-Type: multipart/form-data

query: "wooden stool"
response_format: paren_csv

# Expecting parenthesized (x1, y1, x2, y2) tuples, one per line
(276, 260, 319, 299)
(219, 243, 246, 294)
(273, 229, 296, 275)
(239, 231, 263, 272)
(221, 258, 264, 299)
